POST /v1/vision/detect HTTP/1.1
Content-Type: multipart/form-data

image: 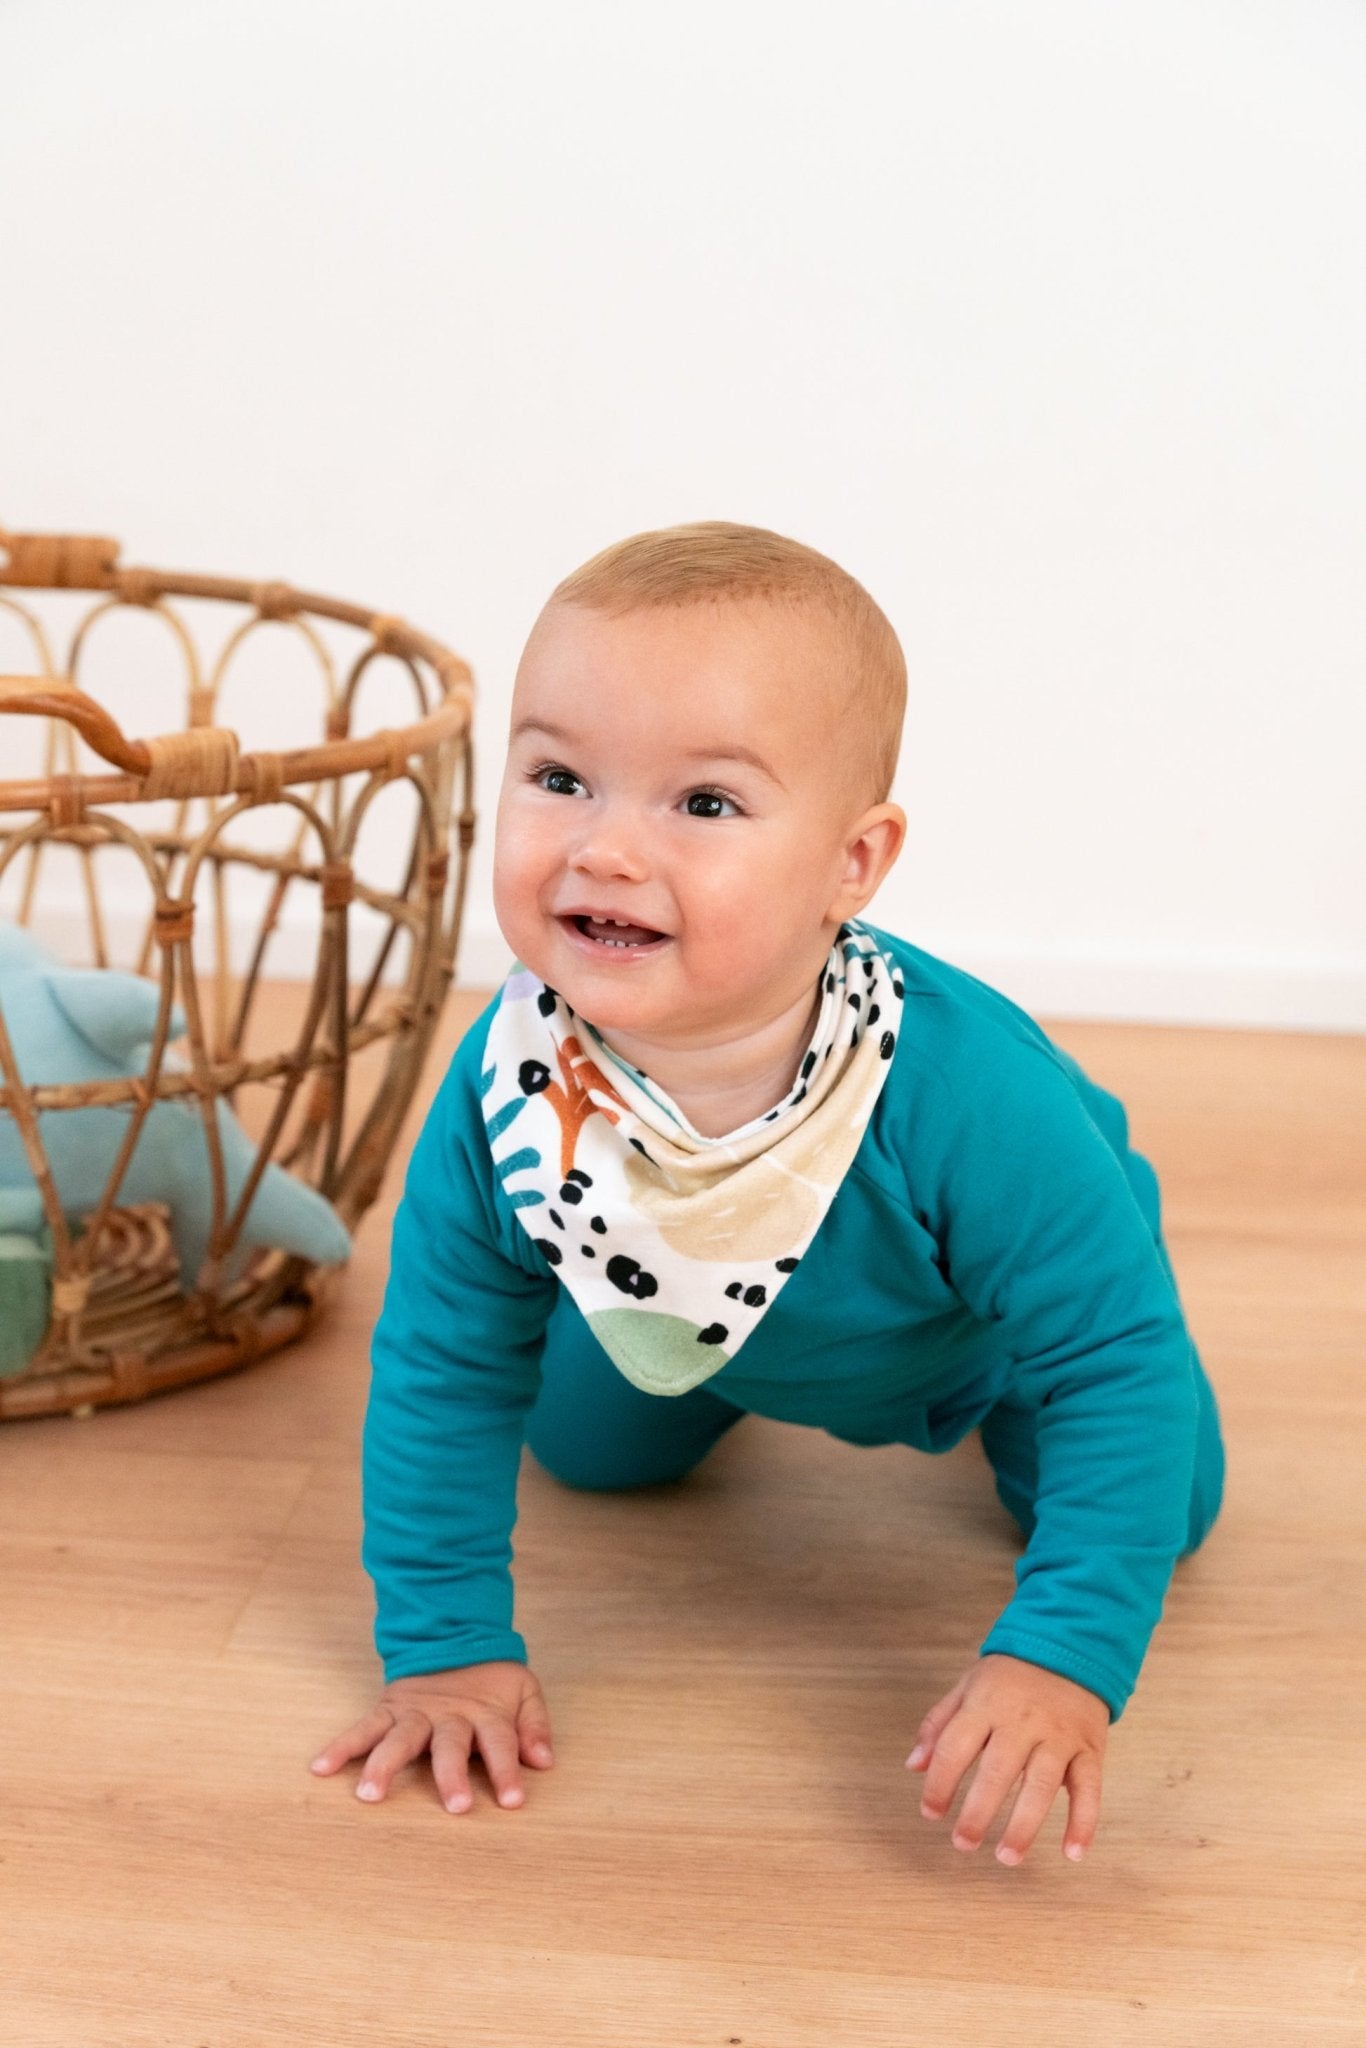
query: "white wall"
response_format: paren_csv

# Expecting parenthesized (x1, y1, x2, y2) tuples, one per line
(2, 0, 1362, 1030)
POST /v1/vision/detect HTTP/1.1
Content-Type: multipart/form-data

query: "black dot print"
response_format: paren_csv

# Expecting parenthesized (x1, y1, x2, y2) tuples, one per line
(606, 1254, 658, 1300)
(867, 1004, 880, 1025)
(590, 1215, 607, 1234)
(775, 1256, 800, 1272)
(537, 989, 557, 1017)
(534, 1238, 562, 1267)
(824, 971, 835, 993)
(848, 993, 861, 1010)
(723, 1280, 768, 1307)
(518, 1059, 551, 1095)
(580, 1244, 596, 1258)
(549, 1208, 564, 1230)
(801, 1050, 817, 1079)
(893, 978, 905, 1000)
(697, 1323, 728, 1345)
(879, 1031, 895, 1059)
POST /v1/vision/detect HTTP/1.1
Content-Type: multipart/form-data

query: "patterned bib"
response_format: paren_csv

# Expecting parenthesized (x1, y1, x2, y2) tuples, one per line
(481, 920, 904, 1395)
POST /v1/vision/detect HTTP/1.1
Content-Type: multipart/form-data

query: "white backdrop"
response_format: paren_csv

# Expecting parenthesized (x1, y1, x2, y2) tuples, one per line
(2, 0, 1362, 1029)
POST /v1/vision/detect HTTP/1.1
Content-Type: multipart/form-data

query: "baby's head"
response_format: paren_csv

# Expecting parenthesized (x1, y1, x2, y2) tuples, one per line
(494, 520, 907, 1054)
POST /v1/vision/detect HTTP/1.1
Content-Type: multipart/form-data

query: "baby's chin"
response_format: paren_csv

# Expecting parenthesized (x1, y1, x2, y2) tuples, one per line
(549, 944, 770, 1055)
(498, 914, 669, 1017)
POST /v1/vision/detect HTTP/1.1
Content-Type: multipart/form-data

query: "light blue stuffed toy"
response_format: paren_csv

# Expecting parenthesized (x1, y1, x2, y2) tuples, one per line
(0, 921, 350, 1351)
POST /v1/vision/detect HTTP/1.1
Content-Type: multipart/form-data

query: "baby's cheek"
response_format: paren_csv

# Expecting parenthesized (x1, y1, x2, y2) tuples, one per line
(678, 914, 779, 1008)
(494, 808, 554, 904)
(492, 855, 550, 962)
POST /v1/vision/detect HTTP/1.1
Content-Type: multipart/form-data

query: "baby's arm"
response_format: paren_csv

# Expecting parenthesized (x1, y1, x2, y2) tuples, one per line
(912, 1036, 1205, 1859)
(312, 1029, 558, 1809)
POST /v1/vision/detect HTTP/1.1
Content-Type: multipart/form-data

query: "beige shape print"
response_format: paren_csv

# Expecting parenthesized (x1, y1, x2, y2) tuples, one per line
(622, 1062, 881, 1262)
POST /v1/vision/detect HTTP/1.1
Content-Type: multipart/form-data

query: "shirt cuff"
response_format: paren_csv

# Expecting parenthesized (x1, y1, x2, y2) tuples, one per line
(380, 1628, 529, 1682)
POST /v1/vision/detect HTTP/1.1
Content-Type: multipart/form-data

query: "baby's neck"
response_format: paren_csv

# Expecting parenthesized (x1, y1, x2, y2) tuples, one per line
(593, 982, 822, 1140)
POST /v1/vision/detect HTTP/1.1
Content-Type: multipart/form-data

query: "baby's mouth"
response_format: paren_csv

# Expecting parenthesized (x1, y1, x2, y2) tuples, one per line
(564, 914, 669, 950)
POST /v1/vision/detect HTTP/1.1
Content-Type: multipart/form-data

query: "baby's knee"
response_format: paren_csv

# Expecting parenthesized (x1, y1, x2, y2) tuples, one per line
(526, 1433, 698, 1493)
(1180, 1365, 1227, 1557)
(1179, 1454, 1226, 1558)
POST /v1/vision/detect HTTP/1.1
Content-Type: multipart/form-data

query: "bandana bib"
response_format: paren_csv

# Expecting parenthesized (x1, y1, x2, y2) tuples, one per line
(481, 920, 904, 1395)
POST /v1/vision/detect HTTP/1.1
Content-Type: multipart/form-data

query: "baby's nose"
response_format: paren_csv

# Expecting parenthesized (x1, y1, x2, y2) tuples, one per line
(565, 790, 651, 872)
(568, 814, 649, 882)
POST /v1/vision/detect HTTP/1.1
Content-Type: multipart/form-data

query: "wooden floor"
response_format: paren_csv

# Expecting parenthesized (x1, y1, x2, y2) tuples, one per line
(2, 987, 1364, 2047)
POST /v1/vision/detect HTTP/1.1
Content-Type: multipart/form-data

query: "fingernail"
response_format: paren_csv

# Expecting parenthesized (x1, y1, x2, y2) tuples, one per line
(356, 1781, 381, 1802)
(534, 1744, 553, 1763)
(920, 1801, 942, 1820)
(905, 1744, 928, 1769)
(1066, 1842, 1086, 1861)
(446, 1795, 470, 1813)
(996, 1845, 1022, 1866)
(499, 1788, 524, 1808)
(309, 1757, 328, 1773)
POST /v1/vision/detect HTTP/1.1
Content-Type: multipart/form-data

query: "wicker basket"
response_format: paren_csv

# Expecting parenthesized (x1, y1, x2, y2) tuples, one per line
(0, 526, 475, 1419)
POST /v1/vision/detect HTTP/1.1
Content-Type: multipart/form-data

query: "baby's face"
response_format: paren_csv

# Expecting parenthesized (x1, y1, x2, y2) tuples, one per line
(494, 597, 880, 1050)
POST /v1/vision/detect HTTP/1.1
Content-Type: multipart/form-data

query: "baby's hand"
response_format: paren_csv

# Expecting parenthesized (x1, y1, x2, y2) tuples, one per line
(905, 1652, 1107, 1866)
(309, 1661, 555, 1813)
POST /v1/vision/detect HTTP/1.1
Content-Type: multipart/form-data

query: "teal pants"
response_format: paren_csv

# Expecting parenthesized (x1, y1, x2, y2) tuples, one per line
(525, 1316, 1226, 1560)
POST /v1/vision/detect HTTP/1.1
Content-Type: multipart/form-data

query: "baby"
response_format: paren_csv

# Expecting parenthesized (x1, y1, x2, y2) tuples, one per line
(311, 520, 1225, 1867)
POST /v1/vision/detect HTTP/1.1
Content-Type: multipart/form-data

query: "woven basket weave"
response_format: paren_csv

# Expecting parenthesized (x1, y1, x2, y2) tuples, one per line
(0, 526, 475, 1419)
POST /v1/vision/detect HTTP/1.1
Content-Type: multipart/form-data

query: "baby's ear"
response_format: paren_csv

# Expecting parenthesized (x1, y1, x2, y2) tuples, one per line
(834, 801, 906, 912)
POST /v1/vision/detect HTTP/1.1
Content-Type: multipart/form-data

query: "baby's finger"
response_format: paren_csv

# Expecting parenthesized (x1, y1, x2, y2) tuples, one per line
(354, 1710, 434, 1803)
(309, 1706, 396, 1776)
(905, 1673, 971, 1771)
(430, 1715, 477, 1814)
(1061, 1749, 1103, 1861)
(516, 1692, 556, 1769)
(918, 1715, 986, 1823)
(949, 1734, 1034, 1853)
(992, 1748, 1066, 1866)
(473, 1713, 527, 1809)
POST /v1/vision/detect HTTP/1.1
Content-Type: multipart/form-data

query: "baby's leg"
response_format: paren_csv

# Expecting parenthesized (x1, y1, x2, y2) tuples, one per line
(526, 1295, 746, 1490)
(977, 1347, 1226, 1558)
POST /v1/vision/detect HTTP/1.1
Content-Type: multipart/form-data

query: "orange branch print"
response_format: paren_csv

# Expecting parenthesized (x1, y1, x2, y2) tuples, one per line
(543, 1033, 626, 1180)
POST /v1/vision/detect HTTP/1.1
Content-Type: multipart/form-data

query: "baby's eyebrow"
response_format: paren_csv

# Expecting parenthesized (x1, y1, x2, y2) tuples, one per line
(679, 743, 783, 786)
(511, 717, 572, 744)
(511, 718, 783, 787)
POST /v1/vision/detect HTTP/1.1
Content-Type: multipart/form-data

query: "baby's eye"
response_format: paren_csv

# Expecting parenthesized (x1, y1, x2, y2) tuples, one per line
(534, 765, 586, 798)
(683, 789, 740, 820)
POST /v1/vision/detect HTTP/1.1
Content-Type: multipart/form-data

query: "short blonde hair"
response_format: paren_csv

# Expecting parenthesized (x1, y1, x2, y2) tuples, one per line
(545, 520, 906, 807)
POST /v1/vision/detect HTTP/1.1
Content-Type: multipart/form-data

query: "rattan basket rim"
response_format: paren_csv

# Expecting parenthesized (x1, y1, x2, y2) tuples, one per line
(0, 526, 474, 811)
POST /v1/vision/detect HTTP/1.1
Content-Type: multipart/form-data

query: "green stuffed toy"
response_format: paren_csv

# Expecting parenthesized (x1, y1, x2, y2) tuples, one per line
(0, 1186, 52, 1378)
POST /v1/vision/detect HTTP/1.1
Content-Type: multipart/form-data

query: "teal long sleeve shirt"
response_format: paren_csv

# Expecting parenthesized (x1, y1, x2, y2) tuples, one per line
(362, 926, 1204, 1720)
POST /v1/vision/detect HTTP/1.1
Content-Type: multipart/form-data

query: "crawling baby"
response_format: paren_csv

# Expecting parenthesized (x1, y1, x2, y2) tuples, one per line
(311, 520, 1225, 1867)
